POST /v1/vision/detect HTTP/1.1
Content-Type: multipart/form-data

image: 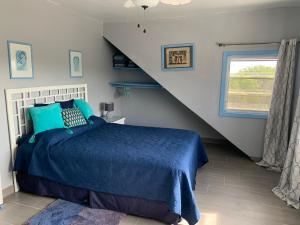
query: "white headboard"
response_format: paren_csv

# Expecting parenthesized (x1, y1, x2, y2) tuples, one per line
(5, 84, 88, 191)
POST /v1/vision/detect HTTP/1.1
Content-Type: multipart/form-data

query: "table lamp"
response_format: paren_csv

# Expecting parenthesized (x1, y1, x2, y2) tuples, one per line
(105, 102, 114, 119)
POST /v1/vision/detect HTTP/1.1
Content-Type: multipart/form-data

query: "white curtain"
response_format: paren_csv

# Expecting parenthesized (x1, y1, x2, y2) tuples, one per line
(273, 88, 300, 209)
(257, 39, 298, 170)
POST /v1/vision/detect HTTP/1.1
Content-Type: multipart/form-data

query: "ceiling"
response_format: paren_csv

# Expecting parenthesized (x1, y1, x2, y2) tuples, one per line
(45, 0, 300, 22)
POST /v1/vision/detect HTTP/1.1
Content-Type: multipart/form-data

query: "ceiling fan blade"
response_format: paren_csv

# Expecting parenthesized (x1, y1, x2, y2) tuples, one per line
(124, 0, 136, 8)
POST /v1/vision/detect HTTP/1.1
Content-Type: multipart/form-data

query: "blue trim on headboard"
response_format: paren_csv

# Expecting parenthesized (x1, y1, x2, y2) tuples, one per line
(219, 50, 278, 120)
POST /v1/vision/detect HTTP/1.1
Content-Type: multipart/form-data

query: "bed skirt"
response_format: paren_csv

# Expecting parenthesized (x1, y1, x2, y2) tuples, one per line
(17, 173, 180, 224)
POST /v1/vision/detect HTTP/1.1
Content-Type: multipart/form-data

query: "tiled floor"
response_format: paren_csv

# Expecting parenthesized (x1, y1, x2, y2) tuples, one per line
(1, 143, 299, 225)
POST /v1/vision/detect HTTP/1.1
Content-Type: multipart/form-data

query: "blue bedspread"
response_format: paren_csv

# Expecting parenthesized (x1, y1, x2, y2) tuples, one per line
(14, 117, 208, 224)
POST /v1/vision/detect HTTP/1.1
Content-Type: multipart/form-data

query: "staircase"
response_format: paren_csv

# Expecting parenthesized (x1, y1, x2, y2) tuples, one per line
(103, 22, 267, 158)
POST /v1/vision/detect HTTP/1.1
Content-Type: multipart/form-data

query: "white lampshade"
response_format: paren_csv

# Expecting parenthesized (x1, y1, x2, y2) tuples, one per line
(160, 0, 191, 6)
(132, 0, 160, 7)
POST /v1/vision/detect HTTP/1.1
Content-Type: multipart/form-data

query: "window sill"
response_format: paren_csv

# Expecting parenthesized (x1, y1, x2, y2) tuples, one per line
(219, 110, 268, 119)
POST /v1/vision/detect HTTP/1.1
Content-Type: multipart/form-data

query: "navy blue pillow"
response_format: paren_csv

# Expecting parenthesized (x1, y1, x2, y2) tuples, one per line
(34, 100, 74, 109)
(34, 103, 48, 107)
(56, 99, 74, 109)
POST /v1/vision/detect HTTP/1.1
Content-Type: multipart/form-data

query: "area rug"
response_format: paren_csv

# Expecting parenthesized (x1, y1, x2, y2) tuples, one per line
(24, 199, 126, 225)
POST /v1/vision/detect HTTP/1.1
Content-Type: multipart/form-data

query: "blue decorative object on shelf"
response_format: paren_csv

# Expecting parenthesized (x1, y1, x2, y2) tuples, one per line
(113, 52, 139, 69)
(113, 53, 126, 67)
(113, 66, 143, 71)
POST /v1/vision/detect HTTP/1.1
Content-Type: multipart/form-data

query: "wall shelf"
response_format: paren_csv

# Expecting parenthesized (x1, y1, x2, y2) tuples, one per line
(113, 67, 143, 71)
(110, 82, 163, 89)
(111, 52, 162, 96)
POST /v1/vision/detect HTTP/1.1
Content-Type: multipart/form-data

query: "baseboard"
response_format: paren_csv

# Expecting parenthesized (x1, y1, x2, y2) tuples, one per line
(202, 137, 230, 145)
(250, 157, 262, 162)
(2, 185, 14, 199)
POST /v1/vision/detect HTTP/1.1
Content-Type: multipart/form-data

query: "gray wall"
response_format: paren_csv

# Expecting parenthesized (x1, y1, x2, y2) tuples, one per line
(104, 7, 300, 158)
(0, 0, 120, 189)
(113, 69, 223, 139)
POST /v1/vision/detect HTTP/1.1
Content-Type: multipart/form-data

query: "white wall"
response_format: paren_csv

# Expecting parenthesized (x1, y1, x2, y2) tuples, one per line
(104, 7, 300, 158)
(0, 0, 120, 189)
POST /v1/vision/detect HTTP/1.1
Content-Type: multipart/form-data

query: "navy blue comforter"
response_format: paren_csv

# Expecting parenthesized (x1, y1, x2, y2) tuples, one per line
(14, 117, 208, 224)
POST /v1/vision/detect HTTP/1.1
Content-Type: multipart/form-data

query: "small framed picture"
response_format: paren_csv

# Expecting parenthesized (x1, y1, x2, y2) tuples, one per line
(69, 50, 83, 78)
(7, 41, 34, 79)
(161, 43, 195, 71)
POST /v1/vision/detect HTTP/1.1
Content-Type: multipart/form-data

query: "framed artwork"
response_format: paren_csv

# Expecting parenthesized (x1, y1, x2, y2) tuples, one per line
(161, 43, 195, 71)
(7, 41, 34, 79)
(69, 50, 83, 78)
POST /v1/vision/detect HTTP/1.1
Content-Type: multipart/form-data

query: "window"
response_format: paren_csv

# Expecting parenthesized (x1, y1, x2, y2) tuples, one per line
(220, 50, 278, 119)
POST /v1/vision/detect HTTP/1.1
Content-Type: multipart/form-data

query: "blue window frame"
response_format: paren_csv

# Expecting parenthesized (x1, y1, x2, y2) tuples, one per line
(219, 50, 278, 119)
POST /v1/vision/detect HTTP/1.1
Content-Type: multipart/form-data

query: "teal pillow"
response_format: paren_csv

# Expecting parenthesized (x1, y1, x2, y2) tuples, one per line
(28, 103, 65, 142)
(74, 99, 94, 120)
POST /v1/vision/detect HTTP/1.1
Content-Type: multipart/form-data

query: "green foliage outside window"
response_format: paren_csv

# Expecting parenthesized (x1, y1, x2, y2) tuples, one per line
(229, 65, 276, 92)
(227, 65, 276, 111)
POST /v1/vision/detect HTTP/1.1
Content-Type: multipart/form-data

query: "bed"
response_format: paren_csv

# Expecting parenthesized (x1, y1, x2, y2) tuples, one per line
(6, 84, 208, 225)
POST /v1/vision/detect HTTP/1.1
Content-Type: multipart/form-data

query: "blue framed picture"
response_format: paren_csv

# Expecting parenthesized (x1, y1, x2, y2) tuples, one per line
(161, 43, 195, 71)
(7, 41, 34, 79)
(69, 50, 83, 78)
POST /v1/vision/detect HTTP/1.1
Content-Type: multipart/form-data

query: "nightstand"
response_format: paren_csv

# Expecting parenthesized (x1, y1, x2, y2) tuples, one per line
(103, 116, 126, 124)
